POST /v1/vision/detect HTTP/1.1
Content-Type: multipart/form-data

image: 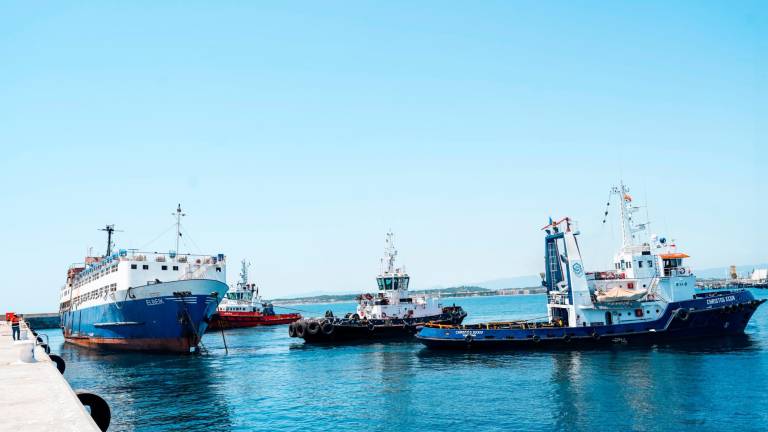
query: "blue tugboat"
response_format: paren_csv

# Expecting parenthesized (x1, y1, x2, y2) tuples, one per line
(417, 184, 765, 349)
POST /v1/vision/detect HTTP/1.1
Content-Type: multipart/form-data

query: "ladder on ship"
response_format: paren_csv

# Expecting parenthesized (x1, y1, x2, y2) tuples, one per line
(547, 241, 561, 289)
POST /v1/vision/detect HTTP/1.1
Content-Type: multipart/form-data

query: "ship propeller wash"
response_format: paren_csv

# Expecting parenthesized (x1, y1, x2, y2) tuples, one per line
(289, 231, 466, 343)
(59, 205, 228, 353)
(417, 184, 766, 349)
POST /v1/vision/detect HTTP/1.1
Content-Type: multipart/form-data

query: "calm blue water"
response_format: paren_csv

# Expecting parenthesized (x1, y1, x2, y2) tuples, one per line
(43, 291, 768, 432)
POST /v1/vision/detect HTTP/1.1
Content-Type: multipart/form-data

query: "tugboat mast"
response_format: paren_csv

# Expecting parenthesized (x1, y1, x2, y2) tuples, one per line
(381, 231, 397, 274)
(239, 260, 251, 287)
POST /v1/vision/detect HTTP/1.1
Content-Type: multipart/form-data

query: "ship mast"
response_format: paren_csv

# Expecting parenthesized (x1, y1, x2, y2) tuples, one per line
(98, 224, 121, 257)
(172, 204, 186, 254)
(239, 259, 250, 286)
(607, 182, 648, 249)
(381, 231, 397, 274)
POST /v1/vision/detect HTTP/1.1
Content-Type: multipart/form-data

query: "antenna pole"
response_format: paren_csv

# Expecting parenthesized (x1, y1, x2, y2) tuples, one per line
(173, 204, 186, 254)
(98, 224, 119, 257)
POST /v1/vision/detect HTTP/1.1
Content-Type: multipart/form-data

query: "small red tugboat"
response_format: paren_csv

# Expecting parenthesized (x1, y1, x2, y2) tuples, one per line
(207, 260, 301, 331)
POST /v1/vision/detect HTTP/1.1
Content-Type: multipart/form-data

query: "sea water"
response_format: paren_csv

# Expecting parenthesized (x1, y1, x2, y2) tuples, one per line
(42, 291, 768, 432)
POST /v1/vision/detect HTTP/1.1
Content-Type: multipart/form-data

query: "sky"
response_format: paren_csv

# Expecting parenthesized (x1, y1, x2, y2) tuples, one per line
(1, 1, 765, 312)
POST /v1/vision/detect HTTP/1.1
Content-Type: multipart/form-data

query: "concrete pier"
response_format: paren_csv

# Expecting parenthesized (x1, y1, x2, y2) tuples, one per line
(0, 321, 100, 431)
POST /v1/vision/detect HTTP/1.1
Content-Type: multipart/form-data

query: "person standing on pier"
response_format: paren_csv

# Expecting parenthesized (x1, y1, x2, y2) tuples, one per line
(10, 314, 20, 340)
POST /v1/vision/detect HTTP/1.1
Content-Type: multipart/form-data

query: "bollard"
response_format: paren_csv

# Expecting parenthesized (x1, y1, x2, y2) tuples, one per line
(13, 340, 36, 363)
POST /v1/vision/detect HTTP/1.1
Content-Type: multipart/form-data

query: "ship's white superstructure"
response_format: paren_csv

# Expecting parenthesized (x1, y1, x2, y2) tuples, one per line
(545, 183, 696, 328)
(354, 232, 443, 320)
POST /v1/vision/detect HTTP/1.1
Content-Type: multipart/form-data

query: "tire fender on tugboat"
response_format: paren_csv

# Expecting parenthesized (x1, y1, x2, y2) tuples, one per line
(307, 320, 321, 335)
(295, 321, 306, 338)
(676, 308, 691, 321)
(321, 320, 334, 335)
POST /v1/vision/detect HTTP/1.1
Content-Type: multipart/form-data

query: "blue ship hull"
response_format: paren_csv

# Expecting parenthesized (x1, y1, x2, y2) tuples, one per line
(61, 279, 227, 353)
(416, 290, 765, 349)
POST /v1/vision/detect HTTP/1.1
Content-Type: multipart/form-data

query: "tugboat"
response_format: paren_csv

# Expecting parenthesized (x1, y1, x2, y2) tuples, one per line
(289, 232, 466, 342)
(417, 183, 766, 349)
(207, 260, 301, 331)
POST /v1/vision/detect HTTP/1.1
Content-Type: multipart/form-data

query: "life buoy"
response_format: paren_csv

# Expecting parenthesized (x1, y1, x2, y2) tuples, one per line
(76, 391, 111, 431)
(307, 321, 321, 335)
(321, 320, 334, 335)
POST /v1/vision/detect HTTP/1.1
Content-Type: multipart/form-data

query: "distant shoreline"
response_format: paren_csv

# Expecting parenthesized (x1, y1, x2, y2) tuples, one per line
(272, 286, 546, 306)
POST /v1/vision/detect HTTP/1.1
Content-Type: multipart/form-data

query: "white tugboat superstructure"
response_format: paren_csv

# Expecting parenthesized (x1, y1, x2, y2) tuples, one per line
(207, 260, 301, 330)
(289, 231, 466, 342)
(354, 232, 443, 320)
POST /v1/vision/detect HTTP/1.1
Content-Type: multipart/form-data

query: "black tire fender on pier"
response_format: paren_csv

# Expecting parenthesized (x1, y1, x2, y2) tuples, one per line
(321, 320, 334, 335)
(676, 308, 690, 321)
(76, 391, 111, 432)
(288, 322, 297, 338)
(307, 320, 321, 335)
(49, 354, 66, 374)
(295, 321, 306, 338)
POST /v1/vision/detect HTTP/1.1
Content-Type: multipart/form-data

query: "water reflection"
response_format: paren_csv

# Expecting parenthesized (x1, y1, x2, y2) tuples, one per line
(45, 330, 233, 432)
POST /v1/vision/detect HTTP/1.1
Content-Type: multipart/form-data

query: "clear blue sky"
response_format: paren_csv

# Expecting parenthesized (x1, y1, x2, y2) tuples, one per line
(1, 1, 765, 312)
